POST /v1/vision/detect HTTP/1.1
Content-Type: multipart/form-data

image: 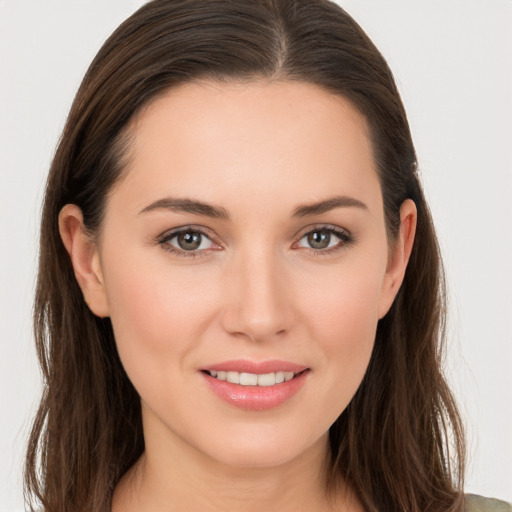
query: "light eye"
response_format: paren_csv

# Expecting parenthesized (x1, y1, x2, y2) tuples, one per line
(296, 227, 350, 251)
(165, 229, 215, 252)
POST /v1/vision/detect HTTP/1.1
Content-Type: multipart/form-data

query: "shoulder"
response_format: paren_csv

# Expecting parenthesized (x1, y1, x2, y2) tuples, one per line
(465, 494, 512, 512)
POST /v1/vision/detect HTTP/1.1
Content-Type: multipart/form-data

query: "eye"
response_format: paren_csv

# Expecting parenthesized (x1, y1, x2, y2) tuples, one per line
(172, 230, 210, 251)
(158, 228, 219, 256)
(295, 227, 352, 251)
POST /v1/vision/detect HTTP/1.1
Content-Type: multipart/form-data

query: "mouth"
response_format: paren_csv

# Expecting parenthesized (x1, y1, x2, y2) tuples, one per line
(202, 369, 306, 387)
(200, 360, 310, 411)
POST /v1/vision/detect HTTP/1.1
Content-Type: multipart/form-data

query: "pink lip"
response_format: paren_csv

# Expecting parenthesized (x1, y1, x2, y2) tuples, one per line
(201, 359, 308, 374)
(200, 359, 310, 411)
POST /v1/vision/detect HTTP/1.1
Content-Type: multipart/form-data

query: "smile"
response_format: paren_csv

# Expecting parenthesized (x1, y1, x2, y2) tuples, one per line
(201, 360, 310, 411)
(206, 370, 298, 386)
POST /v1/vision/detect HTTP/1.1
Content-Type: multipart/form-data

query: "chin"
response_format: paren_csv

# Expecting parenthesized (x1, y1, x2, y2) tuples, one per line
(201, 427, 326, 470)
(216, 448, 294, 469)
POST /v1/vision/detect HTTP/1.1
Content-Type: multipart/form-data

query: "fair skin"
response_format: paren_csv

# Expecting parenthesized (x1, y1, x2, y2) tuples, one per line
(59, 80, 416, 511)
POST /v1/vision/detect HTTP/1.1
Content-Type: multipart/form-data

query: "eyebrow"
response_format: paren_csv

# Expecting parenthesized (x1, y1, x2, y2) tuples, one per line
(139, 197, 230, 219)
(292, 195, 368, 217)
(139, 194, 367, 219)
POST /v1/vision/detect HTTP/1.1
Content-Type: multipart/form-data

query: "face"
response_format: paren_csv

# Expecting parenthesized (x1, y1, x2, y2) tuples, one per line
(84, 81, 408, 469)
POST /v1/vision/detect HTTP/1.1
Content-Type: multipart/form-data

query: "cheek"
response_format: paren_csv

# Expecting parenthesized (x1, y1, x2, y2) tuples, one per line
(303, 257, 384, 343)
(101, 247, 219, 376)
(299, 258, 385, 405)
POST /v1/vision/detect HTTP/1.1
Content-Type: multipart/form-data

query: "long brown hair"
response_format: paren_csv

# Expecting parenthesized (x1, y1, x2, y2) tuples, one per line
(25, 1, 465, 511)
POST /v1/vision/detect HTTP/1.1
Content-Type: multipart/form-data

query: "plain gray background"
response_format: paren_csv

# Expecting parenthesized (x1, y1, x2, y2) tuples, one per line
(1, 1, 511, 510)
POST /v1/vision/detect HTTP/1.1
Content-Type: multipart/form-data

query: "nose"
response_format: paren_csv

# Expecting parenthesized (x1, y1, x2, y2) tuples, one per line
(220, 248, 295, 343)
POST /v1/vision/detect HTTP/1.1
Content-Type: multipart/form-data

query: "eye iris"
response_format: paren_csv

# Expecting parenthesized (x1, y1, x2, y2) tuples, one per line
(307, 230, 330, 249)
(177, 231, 202, 250)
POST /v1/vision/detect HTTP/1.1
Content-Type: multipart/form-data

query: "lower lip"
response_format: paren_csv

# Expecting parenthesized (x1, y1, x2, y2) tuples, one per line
(201, 370, 309, 411)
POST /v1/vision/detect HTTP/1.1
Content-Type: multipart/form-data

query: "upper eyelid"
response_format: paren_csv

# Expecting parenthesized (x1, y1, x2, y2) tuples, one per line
(293, 223, 351, 240)
(157, 223, 349, 236)
(157, 225, 217, 242)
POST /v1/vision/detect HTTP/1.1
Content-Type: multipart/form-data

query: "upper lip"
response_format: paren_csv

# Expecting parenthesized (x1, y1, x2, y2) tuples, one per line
(201, 359, 309, 374)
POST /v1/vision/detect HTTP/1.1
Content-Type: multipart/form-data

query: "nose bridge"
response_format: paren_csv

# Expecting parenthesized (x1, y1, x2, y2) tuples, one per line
(221, 243, 292, 341)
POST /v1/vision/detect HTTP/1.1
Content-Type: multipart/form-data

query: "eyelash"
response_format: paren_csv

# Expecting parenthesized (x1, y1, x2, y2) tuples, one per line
(294, 225, 355, 256)
(156, 225, 354, 258)
(157, 226, 218, 259)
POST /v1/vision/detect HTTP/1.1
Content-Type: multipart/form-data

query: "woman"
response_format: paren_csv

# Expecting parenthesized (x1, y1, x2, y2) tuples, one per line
(23, 1, 511, 511)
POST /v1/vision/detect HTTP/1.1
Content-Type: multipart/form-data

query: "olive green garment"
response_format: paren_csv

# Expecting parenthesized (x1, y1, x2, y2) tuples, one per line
(465, 494, 512, 512)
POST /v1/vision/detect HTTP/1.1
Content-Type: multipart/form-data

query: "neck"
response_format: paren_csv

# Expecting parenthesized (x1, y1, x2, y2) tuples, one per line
(112, 408, 360, 512)
(112, 402, 359, 512)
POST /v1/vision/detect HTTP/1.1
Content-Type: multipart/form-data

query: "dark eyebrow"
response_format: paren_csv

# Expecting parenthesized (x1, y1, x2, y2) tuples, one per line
(139, 197, 230, 220)
(292, 195, 368, 217)
(140, 195, 366, 220)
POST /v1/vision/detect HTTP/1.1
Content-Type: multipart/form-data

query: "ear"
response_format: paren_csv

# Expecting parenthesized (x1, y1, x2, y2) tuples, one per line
(377, 199, 417, 319)
(58, 204, 110, 317)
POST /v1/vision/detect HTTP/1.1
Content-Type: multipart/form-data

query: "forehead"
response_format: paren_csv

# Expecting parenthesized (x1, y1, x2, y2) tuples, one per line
(112, 80, 382, 218)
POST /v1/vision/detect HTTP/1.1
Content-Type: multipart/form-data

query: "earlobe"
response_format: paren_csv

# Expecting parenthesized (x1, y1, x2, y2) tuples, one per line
(377, 199, 417, 319)
(58, 204, 110, 317)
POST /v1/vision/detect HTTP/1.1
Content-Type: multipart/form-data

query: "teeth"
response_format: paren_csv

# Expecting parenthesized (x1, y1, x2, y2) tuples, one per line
(226, 371, 239, 384)
(239, 372, 258, 385)
(257, 373, 275, 386)
(208, 370, 299, 386)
